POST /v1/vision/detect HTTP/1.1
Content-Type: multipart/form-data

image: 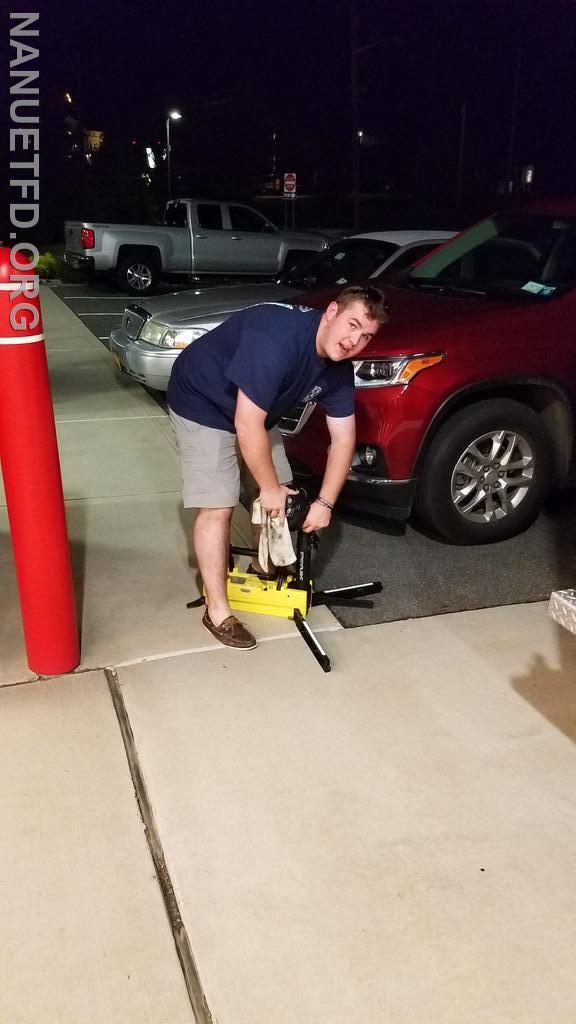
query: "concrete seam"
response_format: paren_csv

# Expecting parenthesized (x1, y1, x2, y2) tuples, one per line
(112, 625, 343, 667)
(53, 416, 166, 423)
(0, 675, 41, 688)
(104, 667, 215, 1024)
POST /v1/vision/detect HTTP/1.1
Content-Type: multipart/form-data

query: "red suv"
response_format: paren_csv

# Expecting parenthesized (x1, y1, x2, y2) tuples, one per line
(283, 200, 576, 544)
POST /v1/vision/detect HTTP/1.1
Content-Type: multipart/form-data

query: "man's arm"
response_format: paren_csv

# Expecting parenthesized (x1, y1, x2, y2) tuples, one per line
(302, 414, 355, 532)
(235, 389, 293, 521)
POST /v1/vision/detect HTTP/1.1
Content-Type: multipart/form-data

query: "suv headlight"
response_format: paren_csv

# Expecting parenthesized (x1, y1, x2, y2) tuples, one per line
(140, 323, 208, 349)
(354, 352, 444, 387)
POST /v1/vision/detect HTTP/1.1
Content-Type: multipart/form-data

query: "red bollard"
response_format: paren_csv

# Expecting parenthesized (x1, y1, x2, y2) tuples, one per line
(0, 246, 79, 675)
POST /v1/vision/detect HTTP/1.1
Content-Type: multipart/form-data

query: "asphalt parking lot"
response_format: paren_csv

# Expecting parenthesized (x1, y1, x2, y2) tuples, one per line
(50, 279, 576, 626)
(50, 277, 189, 353)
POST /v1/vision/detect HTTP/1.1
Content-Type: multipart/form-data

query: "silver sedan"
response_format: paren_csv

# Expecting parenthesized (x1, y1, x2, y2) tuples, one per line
(109, 229, 455, 391)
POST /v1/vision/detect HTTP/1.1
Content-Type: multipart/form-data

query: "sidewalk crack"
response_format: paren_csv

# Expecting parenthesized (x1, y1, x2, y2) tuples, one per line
(105, 668, 214, 1024)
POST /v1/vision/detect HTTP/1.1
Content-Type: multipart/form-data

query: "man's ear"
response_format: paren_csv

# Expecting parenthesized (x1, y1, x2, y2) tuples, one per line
(325, 301, 339, 322)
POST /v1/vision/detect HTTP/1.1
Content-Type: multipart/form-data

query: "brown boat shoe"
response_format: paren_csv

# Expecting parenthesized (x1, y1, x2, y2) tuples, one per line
(202, 610, 257, 650)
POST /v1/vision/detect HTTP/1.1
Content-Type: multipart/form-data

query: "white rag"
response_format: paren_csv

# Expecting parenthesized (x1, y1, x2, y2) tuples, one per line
(251, 498, 297, 568)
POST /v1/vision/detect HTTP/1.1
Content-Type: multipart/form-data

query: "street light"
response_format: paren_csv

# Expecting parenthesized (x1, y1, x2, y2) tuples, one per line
(165, 109, 182, 200)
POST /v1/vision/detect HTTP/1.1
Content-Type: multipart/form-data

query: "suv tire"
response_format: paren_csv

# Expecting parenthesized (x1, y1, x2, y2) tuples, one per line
(415, 399, 554, 544)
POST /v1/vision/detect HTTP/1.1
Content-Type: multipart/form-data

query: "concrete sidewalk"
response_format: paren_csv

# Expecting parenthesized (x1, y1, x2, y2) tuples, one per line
(1, 287, 576, 1023)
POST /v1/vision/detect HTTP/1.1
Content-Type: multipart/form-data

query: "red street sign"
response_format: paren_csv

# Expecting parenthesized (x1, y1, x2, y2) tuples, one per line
(284, 171, 297, 197)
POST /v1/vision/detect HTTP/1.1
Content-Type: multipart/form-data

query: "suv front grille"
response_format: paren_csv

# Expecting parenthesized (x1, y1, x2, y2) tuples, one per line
(122, 304, 151, 339)
(278, 401, 316, 435)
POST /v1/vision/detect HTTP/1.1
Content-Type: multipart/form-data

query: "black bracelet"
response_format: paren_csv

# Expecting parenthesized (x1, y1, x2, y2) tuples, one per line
(315, 495, 334, 511)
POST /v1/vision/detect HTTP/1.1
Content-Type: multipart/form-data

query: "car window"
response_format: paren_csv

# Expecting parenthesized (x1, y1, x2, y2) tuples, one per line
(384, 243, 437, 274)
(165, 202, 188, 228)
(229, 205, 271, 232)
(407, 215, 576, 300)
(282, 238, 398, 288)
(548, 226, 576, 283)
(197, 204, 223, 230)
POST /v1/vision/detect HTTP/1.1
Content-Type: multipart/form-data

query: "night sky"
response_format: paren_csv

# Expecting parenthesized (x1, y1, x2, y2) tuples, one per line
(5, 0, 576, 238)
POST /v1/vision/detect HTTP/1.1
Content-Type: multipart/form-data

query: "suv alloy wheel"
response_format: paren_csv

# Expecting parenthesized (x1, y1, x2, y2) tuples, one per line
(415, 399, 554, 544)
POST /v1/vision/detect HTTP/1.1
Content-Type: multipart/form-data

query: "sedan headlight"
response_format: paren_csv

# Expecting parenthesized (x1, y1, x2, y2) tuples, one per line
(159, 327, 208, 349)
(354, 352, 444, 387)
(140, 322, 208, 349)
(139, 321, 167, 345)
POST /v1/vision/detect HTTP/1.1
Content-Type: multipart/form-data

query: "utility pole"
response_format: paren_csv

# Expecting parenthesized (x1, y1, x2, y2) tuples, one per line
(351, 0, 360, 231)
(166, 118, 172, 200)
(350, 6, 394, 232)
(455, 95, 467, 209)
(506, 48, 523, 191)
(272, 128, 277, 175)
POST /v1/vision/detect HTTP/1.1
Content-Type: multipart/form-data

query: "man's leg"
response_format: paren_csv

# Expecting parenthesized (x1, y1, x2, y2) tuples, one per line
(169, 410, 256, 648)
(193, 506, 234, 627)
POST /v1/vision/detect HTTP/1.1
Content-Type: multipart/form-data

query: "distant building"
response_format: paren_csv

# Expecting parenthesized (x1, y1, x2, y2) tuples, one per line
(84, 129, 105, 153)
(260, 173, 283, 195)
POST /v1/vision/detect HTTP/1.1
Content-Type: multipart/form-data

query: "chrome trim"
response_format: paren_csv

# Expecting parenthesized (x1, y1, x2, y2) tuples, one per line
(63, 251, 94, 269)
(346, 471, 414, 486)
(122, 304, 152, 339)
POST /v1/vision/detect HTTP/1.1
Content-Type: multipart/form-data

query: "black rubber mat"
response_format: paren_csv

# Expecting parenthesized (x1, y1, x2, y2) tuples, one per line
(312, 490, 576, 627)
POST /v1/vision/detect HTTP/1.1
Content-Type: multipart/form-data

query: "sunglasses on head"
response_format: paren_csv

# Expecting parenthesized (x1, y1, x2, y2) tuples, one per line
(348, 286, 390, 313)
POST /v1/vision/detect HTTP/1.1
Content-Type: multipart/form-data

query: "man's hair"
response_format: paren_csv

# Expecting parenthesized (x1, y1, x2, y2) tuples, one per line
(335, 284, 390, 323)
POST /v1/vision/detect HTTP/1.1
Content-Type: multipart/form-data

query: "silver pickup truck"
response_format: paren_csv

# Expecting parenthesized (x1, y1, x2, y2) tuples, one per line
(64, 197, 327, 295)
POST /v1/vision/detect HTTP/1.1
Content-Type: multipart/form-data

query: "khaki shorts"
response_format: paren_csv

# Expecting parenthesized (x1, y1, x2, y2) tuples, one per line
(168, 409, 293, 508)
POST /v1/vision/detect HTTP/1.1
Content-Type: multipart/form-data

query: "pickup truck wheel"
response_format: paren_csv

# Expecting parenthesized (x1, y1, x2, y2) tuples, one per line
(117, 257, 159, 295)
(414, 399, 554, 544)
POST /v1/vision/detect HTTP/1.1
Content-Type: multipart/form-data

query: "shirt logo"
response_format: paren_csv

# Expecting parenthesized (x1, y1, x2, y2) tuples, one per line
(259, 302, 315, 313)
(301, 385, 323, 402)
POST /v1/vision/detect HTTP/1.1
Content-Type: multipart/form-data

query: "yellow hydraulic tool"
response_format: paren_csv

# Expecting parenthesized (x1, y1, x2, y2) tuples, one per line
(225, 565, 308, 619)
(188, 519, 382, 672)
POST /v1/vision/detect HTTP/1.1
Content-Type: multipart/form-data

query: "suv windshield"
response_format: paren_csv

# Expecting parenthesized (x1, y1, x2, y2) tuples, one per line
(280, 238, 398, 289)
(406, 214, 576, 300)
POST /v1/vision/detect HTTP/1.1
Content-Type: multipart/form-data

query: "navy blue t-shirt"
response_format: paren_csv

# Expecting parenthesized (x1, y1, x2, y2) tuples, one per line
(167, 303, 355, 431)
